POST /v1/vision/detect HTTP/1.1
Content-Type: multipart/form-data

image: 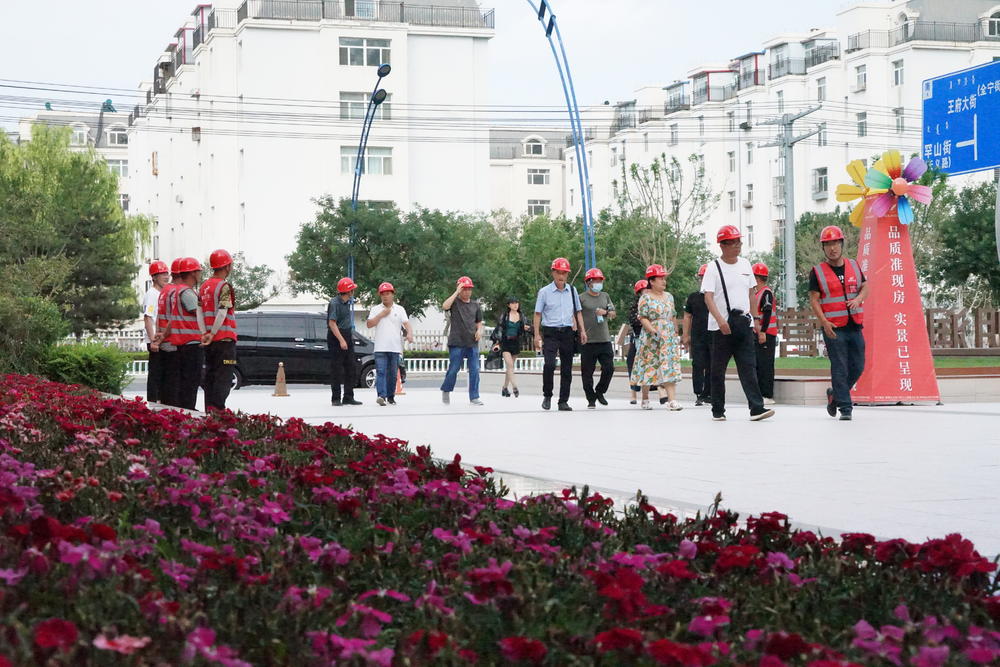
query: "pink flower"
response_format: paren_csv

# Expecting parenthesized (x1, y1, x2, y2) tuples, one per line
(93, 634, 151, 655)
(678, 539, 698, 559)
(257, 500, 290, 524)
(765, 551, 796, 571)
(0, 567, 27, 585)
(688, 615, 730, 638)
(912, 646, 950, 667)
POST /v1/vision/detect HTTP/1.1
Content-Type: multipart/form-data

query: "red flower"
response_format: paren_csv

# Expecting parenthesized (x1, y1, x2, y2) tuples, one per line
(499, 636, 547, 663)
(594, 627, 644, 654)
(90, 523, 117, 542)
(840, 533, 876, 553)
(915, 533, 996, 578)
(34, 618, 78, 652)
(764, 632, 812, 660)
(714, 545, 760, 573)
(647, 639, 716, 666)
(657, 560, 698, 580)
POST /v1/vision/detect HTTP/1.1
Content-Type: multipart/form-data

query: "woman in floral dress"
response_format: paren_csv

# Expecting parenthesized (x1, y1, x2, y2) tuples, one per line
(629, 264, 683, 410)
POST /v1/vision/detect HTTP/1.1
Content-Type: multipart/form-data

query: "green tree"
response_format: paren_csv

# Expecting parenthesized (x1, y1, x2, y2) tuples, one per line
(218, 252, 281, 311)
(779, 209, 859, 304)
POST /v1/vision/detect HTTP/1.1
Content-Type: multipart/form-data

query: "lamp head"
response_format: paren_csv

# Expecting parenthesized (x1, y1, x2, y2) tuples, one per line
(372, 89, 388, 105)
(377, 63, 391, 78)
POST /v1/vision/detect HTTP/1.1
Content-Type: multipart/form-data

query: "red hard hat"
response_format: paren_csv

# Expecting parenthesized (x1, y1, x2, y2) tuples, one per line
(550, 257, 571, 272)
(697, 264, 707, 277)
(584, 267, 605, 282)
(820, 225, 845, 243)
(378, 282, 395, 294)
(633, 279, 649, 294)
(645, 264, 667, 278)
(170, 258, 183, 274)
(456, 276, 474, 289)
(337, 277, 357, 293)
(716, 225, 742, 243)
(178, 257, 202, 273)
(148, 260, 169, 276)
(752, 262, 769, 277)
(209, 248, 233, 269)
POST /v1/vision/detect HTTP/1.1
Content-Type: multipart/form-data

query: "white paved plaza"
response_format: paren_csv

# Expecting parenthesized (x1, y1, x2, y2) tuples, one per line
(129, 379, 1000, 556)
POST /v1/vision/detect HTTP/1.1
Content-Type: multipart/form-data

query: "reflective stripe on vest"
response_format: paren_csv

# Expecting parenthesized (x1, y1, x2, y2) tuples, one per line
(199, 278, 238, 342)
(814, 260, 864, 327)
(754, 286, 779, 336)
(167, 286, 202, 346)
(156, 284, 177, 333)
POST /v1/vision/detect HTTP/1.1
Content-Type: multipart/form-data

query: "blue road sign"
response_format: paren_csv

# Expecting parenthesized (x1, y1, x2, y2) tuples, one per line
(922, 60, 1000, 176)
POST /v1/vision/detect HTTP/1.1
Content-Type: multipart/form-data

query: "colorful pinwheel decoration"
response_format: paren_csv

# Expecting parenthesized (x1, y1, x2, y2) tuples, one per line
(835, 159, 887, 227)
(862, 150, 933, 225)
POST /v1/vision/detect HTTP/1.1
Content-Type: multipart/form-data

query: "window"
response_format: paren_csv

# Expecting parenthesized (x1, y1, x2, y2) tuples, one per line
(643, 132, 649, 152)
(894, 107, 905, 134)
(812, 167, 829, 194)
(259, 316, 308, 341)
(527, 168, 550, 185)
(745, 100, 752, 124)
(745, 183, 754, 205)
(855, 64, 867, 91)
(817, 77, 826, 101)
(610, 147, 618, 167)
(340, 146, 392, 175)
(698, 115, 705, 137)
(746, 225, 755, 248)
(746, 141, 753, 165)
(728, 190, 737, 212)
(990, 12, 1000, 36)
(107, 159, 128, 178)
(892, 59, 904, 86)
(773, 176, 786, 201)
(694, 154, 705, 176)
(776, 90, 784, 113)
(728, 151, 736, 173)
(569, 157, 574, 174)
(857, 112, 867, 137)
(119, 193, 130, 212)
(817, 125, 828, 146)
(339, 37, 390, 67)
(107, 126, 128, 146)
(669, 124, 678, 146)
(340, 92, 391, 120)
(569, 189, 574, 206)
(727, 111, 735, 132)
(71, 125, 88, 146)
(527, 200, 550, 216)
(524, 139, 543, 156)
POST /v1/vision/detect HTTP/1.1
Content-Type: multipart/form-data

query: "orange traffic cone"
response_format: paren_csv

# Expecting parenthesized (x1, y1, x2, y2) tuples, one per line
(272, 362, 289, 397)
(395, 367, 405, 395)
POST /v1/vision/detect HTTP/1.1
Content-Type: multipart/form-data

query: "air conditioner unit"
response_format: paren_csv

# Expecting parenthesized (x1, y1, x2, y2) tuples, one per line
(851, 84, 867, 93)
(175, 194, 184, 204)
(191, 127, 202, 142)
(742, 200, 754, 208)
(739, 121, 753, 131)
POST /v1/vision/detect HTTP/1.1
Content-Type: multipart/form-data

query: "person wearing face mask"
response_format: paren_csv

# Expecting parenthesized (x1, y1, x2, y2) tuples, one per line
(578, 267, 616, 409)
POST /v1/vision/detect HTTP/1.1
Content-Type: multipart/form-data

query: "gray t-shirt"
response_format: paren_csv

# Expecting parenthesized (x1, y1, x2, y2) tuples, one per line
(579, 290, 615, 343)
(446, 298, 483, 348)
(327, 296, 353, 335)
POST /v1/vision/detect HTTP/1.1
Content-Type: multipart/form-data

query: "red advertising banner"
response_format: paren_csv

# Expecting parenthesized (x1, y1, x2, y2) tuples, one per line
(851, 206, 940, 403)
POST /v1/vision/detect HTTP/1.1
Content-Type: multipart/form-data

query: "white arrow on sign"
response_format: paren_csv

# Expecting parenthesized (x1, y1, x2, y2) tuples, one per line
(956, 113, 978, 161)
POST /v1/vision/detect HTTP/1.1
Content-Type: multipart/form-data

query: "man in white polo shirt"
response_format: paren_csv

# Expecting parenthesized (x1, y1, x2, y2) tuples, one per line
(142, 260, 170, 403)
(366, 282, 414, 406)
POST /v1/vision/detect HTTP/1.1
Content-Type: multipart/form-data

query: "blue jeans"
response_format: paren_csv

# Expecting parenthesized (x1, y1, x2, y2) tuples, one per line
(824, 326, 865, 415)
(374, 351, 400, 399)
(440, 345, 480, 400)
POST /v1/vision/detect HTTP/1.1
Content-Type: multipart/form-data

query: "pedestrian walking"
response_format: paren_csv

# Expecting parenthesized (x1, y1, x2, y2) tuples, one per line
(626, 279, 649, 404)
(142, 260, 169, 404)
(682, 264, 712, 406)
(702, 226, 774, 422)
(366, 282, 414, 406)
(441, 276, 485, 406)
(490, 297, 531, 397)
(629, 264, 682, 410)
(579, 267, 616, 409)
(808, 225, 869, 421)
(151, 258, 184, 407)
(327, 277, 363, 406)
(165, 257, 205, 411)
(199, 249, 238, 411)
(752, 262, 778, 406)
(533, 257, 585, 411)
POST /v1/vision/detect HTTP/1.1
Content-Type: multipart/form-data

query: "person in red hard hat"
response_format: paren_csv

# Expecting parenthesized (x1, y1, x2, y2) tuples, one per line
(142, 260, 170, 404)
(151, 258, 185, 407)
(629, 264, 683, 410)
(441, 276, 484, 406)
(579, 267, 616, 409)
(701, 226, 774, 422)
(199, 249, 238, 411)
(808, 225, 868, 421)
(162, 257, 205, 410)
(682, 263, 712, 406)
(366, 282, 414, 406)
(533, 257, 586, 411)
(327, 277, 363, 406)
(626, 279, 650, 405)
(751, 262, 778, 406)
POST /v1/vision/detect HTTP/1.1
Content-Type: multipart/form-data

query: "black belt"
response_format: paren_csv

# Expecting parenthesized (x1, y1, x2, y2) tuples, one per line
(541, 325, 573, 333)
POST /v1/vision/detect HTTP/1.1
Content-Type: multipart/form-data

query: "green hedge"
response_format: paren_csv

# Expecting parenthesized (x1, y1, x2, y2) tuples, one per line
(43, 343, 132, 394)
(0, 295, 68, 375)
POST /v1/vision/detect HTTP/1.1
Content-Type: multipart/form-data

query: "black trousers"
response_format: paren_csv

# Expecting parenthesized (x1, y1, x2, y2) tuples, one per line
(690, 337, 711, 400)
(755, 333, 777, 399)
(580, 341, 614, 402)
(204, 339, 236, 411)
(710, 325, 765, 418)
(541, 327, 575, 403)
(146, 343, 166, 403)
(328, 336, 356, 401)
(168, 344, 204, 411)
(158, 349, 177, 407)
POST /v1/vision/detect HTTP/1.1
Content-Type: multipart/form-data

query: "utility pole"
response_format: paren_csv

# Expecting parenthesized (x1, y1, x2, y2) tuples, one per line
(759, 105, 823, 308)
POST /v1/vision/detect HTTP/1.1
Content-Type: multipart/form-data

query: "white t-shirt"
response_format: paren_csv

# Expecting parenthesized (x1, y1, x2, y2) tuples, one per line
(368, 303, 409, 353)
(141, 286, 160, 344)
(700, 257, 754, 331)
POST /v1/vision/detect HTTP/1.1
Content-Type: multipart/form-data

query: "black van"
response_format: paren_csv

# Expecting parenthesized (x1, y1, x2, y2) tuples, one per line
(231, 311, 405, 390)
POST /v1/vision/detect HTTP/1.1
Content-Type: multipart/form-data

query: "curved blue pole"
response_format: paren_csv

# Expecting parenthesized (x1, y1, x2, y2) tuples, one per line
(349, 71, 388, 280)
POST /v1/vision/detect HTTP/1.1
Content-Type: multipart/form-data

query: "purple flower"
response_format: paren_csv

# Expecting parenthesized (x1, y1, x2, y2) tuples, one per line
(912, 646, 950, 667)
(678, 539, 698, 560)
(688, 614, 729, 638)
(765, 551, 795, 571)
(0, 567, 27, 585)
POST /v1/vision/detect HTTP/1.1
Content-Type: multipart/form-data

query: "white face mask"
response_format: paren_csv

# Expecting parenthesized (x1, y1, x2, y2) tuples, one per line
(591, 282, 604, 293)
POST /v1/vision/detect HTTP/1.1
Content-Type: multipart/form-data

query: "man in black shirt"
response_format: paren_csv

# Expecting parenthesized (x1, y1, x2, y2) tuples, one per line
(752, 262, 778, 405)
(682, 264, 711, 406)
(328, 277, 363, 406)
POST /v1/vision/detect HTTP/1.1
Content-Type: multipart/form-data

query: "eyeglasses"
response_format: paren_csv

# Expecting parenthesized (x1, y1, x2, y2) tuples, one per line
(721, 239, 743, 246)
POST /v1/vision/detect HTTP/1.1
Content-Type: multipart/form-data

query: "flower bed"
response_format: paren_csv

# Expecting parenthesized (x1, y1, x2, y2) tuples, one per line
(0, 374, 996, 665)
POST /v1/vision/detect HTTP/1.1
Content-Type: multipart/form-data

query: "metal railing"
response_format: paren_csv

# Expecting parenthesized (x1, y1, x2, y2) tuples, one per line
(565, 128, 595, 147)
(664, 97, 690, 114)
(738, 70, 762, 90)
(235, 0, 494, 28)
(768, 58, 807, 79)
(692, 86, 736, 105)
(805, 43, 840, 68)
(611, 115, 636, 133)
(208, 7, 238, 30)
(847, 21, 1000, 52)
(193, 25, 205, 50)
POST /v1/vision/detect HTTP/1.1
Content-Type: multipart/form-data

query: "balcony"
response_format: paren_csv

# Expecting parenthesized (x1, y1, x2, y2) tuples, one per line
(805, 43, 840, 68)
(738, 70, 763, 90)
(637, 108, 658, 124)
(664, 96, 690, 114)
(611, 114, 637, 134)
(692, 86, 736, 105)
(235, 0, 495, 29)
(565, 128, 595, 148)
(847, 20, 1000, 52)
(207, 7, 238, 31)
(768, 58, 807, 80)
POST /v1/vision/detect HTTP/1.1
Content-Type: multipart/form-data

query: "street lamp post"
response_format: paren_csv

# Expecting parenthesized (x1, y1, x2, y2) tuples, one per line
(349, 63, 391, 281)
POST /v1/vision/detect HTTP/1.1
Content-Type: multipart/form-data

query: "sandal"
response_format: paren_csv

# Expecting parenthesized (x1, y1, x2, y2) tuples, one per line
(668, 400, 683, 411)
(641, 400, 652, 410)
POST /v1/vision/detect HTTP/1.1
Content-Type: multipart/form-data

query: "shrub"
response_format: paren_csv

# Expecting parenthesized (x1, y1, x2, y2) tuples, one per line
(0, 294, 67, 375)
(43, 342, 131, 394)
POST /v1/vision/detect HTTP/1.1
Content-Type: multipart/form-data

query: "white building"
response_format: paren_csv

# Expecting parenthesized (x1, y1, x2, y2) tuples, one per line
(128, 0, 495, 305)
(567, 0, 1000, 256)
(489, 127, 567, 219)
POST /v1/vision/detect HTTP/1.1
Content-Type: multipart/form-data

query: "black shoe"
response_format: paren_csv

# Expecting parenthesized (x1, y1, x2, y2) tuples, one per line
(342, 399, 362, 406)
(587, 401, 596, 409)
(750, 408, 775, 421)
(659, 397, 669, 405)
(694, 398, 704, 406)
(331, 399, 342, 406)
(596, 393, 608, 406)
(557, 402, 572, 411)
(501, 388, 511, 397)
(387, 397, 396, 405)
(826, 388, 837, 417)
(542, 397, 551, 410)
(839, 412, 853, 421)
(629, 399, 637, 405)
(513, 388, 519, 397)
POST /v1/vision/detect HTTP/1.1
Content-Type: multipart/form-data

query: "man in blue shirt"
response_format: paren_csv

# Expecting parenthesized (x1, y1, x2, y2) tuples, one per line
(533, 257, 586, 411)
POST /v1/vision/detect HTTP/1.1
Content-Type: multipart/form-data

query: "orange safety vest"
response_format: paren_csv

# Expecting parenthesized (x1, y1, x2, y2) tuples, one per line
(167, 285, 203, 346)
(754, 286, 779, 336)
(156, 284, 177, 337)
(199, 278, 237, 342)
(813, 259, 864, 327)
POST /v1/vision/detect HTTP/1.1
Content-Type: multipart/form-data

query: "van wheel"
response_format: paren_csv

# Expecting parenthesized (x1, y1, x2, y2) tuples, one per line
(231, 368, 244, 391)
(361, 362, 376, 389)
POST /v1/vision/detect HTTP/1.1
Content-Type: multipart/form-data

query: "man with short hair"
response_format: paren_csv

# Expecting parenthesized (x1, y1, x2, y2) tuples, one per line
(701, 226, 774, 422)
(142, 260, 170, 403)
(151, 258, 184, 407)
(441, 276, 484, 406)
(366, 282, 414, 406)
(682, 264, 711, 406)
(752, 262, 778, 406)
(808, 225, 869, 421)
(328, 277, 363, 406)
(199, 249, 238, 411)
(578, 267, 616, 409)
(533, 257, 586, 411)
(165, 257, 204, 411)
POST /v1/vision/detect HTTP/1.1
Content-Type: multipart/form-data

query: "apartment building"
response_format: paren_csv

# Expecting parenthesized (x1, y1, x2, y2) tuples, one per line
(489, 127, 566, 219)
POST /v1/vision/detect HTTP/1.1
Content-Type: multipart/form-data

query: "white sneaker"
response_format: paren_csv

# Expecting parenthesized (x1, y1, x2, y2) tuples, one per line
(442, 391, 450, 405)
(763, 397, 777, 405)
(641, 400, 652, 410)
(668, 400, 683, 411)
(376, 397, 386, 406)
(470, 398, 484, 406)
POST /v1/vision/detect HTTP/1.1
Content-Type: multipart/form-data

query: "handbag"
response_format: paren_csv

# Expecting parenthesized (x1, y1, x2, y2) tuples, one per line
(484, 348, 504, 370)
(715, 260, 752, 341)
